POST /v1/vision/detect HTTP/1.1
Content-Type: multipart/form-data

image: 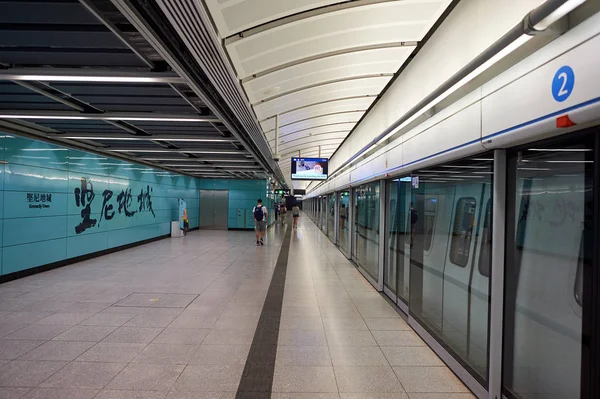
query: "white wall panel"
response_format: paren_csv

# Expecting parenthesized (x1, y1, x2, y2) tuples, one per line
(482, 17, 600, 148)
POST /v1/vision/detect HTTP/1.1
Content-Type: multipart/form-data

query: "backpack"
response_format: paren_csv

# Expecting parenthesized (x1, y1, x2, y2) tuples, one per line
(253, 206, 264, 221)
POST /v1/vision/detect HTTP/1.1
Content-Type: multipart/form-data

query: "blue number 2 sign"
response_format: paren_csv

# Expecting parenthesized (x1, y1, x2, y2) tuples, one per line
(552, 66, 575, 102)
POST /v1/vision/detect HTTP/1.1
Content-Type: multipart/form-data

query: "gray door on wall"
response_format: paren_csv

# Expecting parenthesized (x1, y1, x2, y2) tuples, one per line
(199, 190, 229, 230)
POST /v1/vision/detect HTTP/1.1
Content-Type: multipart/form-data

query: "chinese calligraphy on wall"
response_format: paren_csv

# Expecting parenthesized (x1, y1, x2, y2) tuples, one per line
(74, 177, 155, 234)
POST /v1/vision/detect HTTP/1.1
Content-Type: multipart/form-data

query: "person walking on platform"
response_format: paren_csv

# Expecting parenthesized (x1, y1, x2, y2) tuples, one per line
(253, 199, 268, 246)
(292, 203, 300, 228)
(280, 203, 286, 224)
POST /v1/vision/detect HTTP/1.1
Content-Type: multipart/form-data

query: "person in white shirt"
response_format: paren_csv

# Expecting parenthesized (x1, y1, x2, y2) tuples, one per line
(253, 199, 268, 246)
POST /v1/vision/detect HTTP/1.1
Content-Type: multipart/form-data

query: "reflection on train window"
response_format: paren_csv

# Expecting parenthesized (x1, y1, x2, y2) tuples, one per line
(478, 199, 492, 277)
(405, 197, 436, 249)
(423, 197, 437, 251)
(504, 141, 591, 399)
(450, 197, 476, 267)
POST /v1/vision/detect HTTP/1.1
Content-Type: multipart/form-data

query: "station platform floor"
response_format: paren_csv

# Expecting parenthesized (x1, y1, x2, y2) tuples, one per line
(0, 214, 473, 399)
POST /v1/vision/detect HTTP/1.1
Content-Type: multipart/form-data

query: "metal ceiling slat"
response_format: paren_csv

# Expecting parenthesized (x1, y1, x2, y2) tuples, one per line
(154, 0, 284, 183)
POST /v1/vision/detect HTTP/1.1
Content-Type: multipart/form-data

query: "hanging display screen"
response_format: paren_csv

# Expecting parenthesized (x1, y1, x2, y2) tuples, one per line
(291, 157, 328, 180)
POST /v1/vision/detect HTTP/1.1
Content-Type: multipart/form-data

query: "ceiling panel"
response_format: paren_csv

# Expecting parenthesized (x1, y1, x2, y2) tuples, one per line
(259, 97, 375, 131)
(244, 47, 413, 103)
(202, 0, 454, 183)
(253, 76, 389, 120)
(265, 122, 355, 142)
(205, 0, 349, 38)
(226, 1, 448, 78)
(265, 111, 363, 135)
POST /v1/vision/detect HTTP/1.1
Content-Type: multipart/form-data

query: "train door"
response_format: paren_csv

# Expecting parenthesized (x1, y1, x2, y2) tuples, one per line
(441, 180, 492, 383)
(503, 133, 593, 399)
(385, 176, 412, 307)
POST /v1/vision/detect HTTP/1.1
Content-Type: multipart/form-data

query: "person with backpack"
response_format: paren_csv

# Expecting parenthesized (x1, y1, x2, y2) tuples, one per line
(292, 203, 300, 228)
(253, 199, 268, 246)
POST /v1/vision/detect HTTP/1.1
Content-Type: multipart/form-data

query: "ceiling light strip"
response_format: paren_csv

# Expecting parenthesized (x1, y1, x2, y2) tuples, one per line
(0, 69, 184, 84)
(0, 111, 219, 123)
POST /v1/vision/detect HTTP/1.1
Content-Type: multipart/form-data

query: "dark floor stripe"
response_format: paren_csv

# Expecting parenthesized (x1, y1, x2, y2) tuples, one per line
(236, 227, 292, 398)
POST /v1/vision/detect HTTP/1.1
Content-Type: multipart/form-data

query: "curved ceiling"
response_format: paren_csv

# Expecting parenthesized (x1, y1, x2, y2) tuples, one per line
(204, 0, 454, 187)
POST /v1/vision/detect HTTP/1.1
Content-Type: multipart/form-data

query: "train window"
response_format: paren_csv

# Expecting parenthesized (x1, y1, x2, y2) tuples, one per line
(478, 199, 492, 277)
(450, 197, 476, 267)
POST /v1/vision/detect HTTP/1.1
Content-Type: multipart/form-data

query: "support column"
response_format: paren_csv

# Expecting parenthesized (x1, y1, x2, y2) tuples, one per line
(489, 150, 506, 399)
(377, 179, 386, 291)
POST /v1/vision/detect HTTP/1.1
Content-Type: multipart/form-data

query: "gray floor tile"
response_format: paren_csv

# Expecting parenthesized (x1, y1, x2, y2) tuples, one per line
(76, 342, 145, 363)
(278, 329, 327, 346)
(95, 391, 168, 399)
(407, 394, 475, 399)
(326, 330, 377, 346)
(124, 311, 179, 328)
(364, 318, 411, 331)
(322, 317, 368, 331)
(107, 363, 184, 391)
(150, 294, 197, 308)
(52, 326, 117, 342)
(281, 306, 321, 318)
(276, 345, 332, 366)
(114, 293, 163, 307)
(132, 343, 196, 364)
(3, 312, 53, 324)
(102, 327, 163, 344)
(34, 313, 95, 326)
(372, 331, 426, 347)
(169, 314, 218, 329)
(340, 394, 408, 399)
(40, 362, 125, 389)
(272, 366, 338, 393)
(272, 394, 340, 399)
(213, 315, 259, 330)
(0, 340, 44, 360)
(319, 306, 361, 319)
(4, 325, 69, 341)
(0, 387, 31, 399)
(0, 360, 67, 387)
(165, 392, 235, 399)
(19, 341, 95, 361)
(78, 313, 134, 327)
(279, 317, 324, 330)
(190, 345, 250, 365)
(334, 366, 404, 393)
(0, 324, 29, 339)
(202, 329, 255, 346)
(153, 328, 209, 345)
(20, 388, 98, 399)
(381, 347, 444, 366)
(171, 364, 244, 392)
(393, 367, 470, 393)
(329, 346, 388, 366)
